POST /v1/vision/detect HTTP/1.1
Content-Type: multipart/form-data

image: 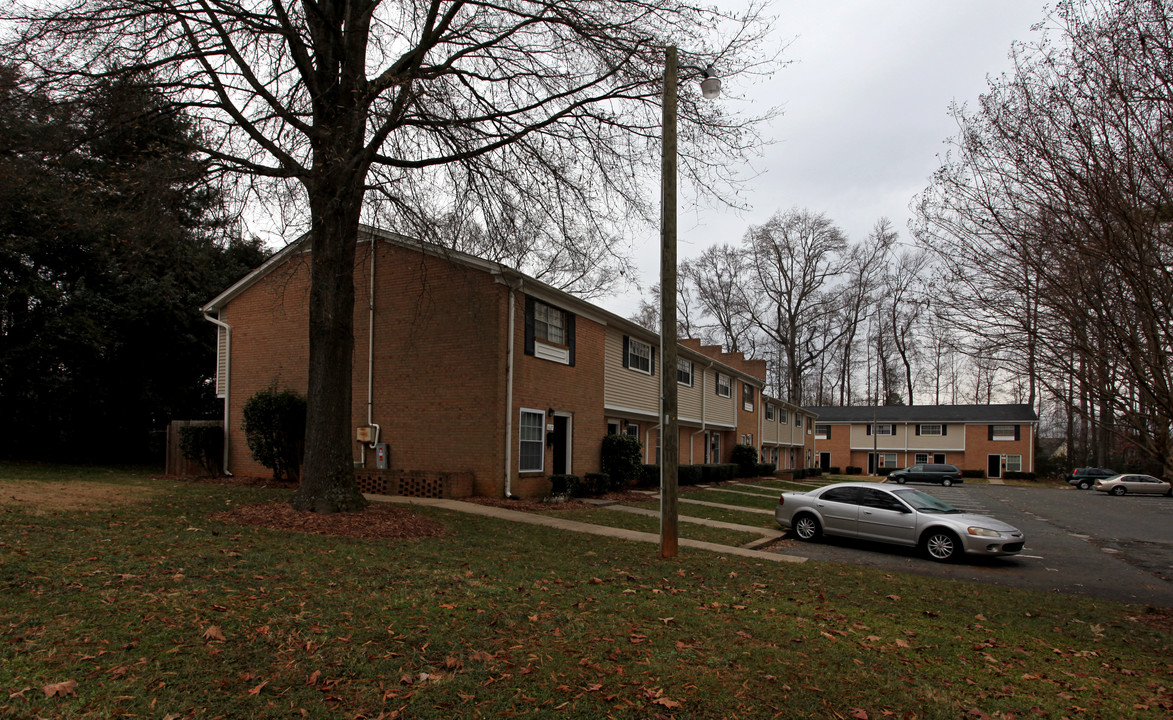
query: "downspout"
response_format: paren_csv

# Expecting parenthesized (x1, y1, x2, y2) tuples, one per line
(503, 277, 522, 498)
(690, 360, 714, 463)
(202, 312, 233, 476)
(362, 239, 380, 466)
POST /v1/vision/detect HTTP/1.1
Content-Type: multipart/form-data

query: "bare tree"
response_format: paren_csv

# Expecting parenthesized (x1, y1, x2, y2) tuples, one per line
(916, 0, 1173, 476)
(683, 244, 757, 353)
(2, 0, 778, 510)
(744, 208, 847, 402)
(834, 219, 895, 404)
(882, 248, 930, 405)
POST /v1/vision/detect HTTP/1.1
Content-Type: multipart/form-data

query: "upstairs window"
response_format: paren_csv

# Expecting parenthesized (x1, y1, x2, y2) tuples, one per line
(917, 423, 944, 436)
(779, 408, 788, 424)
(715, 373, 731, 398)
(990, 424, 1019, 441)
(677, 358, 694, 386)
(868, 423, 895, 436)
(766, 404, 775, 421)
(524, 297, 574, 365)
(742, 383, 755, 411)
(624, 337, 653, 374)
(815, 424, 830, 439)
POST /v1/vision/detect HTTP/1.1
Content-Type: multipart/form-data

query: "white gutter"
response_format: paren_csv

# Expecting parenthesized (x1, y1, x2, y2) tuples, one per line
(503, 278, 522, 498)
(202, 312, 233, 475)
(689, 360, 714, 463)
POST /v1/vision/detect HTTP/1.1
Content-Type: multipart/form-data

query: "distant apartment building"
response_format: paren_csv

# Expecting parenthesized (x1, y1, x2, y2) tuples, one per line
(804, 405, 1038, 478)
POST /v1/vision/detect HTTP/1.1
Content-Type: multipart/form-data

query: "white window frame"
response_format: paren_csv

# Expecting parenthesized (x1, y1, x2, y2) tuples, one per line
(716, 373, 731, 398)
(1006, 454, 1022, 472)
(779, 408, 788, 424)
(915, 453, 930, 464)
(534, 300, 566, 346)
(627, 337, 652, 374)
(766, 404, 775, 421)
(871, 423, 894, 436)
(625, 422, 639, 438)
(880, 452, 898, 468)
(677, 358, 693, 386)
(814, 424, 830, 440)
(919, 424, 942, 436)
(519, 409, 545, 473)
(991, 424, 1016, 441)
(742, 382, 754, 412)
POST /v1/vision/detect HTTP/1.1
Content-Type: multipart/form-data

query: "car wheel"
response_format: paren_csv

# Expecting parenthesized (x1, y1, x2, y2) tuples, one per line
(1111, 486, 1127, 496)
(941, 478, 953, 487)
(1078, 481, 1090, 490)
(792, 514, 822, 542)
(894, 477, 905, 484)
(922, 529, 960, 562)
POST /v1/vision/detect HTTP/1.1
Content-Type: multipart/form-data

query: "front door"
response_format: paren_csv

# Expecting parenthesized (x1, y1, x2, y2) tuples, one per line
(820, 452, 831, 471)
(987, 454, 1001, 479)
(552, 415, 571, 475)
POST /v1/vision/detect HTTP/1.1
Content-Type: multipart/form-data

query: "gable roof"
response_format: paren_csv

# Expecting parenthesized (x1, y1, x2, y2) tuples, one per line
(200, 225, 768, 386)
(804, 404, 1038, 424)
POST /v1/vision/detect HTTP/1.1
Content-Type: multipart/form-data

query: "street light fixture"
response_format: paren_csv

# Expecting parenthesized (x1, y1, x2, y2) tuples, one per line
(660, 46, 720, 559)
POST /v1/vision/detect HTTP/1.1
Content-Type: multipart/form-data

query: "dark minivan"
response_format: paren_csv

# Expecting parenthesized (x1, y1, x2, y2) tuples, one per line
(1067, 467, 1116, 490)
(888, 463, 964, 486)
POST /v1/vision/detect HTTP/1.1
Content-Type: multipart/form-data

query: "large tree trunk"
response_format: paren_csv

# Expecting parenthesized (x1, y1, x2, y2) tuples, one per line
(291, 165, 369, 513)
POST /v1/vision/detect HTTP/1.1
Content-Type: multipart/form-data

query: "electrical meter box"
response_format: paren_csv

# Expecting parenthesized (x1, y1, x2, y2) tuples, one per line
(374, 443, 390, 470)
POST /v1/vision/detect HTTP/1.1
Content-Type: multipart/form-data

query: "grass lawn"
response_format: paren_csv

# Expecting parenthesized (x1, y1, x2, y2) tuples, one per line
(628, 499, 779, 531)
(2, 463, 1171, 719)
(532, 507, 761, 547)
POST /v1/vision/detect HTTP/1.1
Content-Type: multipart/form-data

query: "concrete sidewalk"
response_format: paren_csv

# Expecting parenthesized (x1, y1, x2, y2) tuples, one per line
(366, 493, 806, 564)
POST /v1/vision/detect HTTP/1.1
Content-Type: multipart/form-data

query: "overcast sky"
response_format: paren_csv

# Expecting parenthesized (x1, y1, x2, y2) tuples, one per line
(597, 0, 1053, 316)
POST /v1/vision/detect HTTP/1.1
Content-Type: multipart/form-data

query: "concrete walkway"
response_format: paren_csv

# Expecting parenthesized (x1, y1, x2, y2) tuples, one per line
(366, 493, 806, 564)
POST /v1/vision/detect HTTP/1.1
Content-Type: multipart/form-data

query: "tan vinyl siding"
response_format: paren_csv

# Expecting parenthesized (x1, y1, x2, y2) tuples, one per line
(603, 329, 658, 415)
(703, 368, 737, 426)
(679, 368, 703, 422)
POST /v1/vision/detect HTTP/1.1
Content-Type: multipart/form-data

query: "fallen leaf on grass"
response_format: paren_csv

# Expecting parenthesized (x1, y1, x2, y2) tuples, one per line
(306, 670, 321, 686)
(42, 680, 77, 698)
(652, 697, 682, 709)
(248, 680, 269, 696)
(851, 710, 869, 720)
(202, 625, 226, 641)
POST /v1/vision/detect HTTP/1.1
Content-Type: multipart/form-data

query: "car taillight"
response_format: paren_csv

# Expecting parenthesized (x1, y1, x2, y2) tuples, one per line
(778, 495, 785, 506)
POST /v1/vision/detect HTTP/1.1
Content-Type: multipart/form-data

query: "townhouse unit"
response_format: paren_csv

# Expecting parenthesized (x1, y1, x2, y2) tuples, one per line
(202, 227, 813, 498)
(804, 404, 1038, 478)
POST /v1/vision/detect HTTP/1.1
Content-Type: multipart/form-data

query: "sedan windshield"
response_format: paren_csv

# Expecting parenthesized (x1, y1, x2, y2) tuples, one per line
(892, 488, 961, 514)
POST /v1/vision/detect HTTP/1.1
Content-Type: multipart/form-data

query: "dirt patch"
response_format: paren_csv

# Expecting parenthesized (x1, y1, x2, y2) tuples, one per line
(0, 481, 157, 512)
(212, 502, 446, 540)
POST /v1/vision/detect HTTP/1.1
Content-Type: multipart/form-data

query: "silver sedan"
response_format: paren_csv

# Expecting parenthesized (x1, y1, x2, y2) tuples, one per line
(1093, 474, 1172, 496)
(774, 482, 1025, 562)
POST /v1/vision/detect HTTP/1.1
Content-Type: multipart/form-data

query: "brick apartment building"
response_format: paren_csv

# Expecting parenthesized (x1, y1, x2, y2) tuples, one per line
(202, 227, 814, 498)
(804, 405, 1038, 478)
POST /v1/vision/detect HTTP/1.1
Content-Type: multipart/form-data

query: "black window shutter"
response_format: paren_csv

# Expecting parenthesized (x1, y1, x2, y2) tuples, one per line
(567, 313, 576, 366)
(942, 424, 948, 436)
(650, 345, 655, 376)
(915, 424, 921, 436)
(715, 373, 721, 396)
(622, 336, 629, 368)
(866, 424, 872, 436)
(826, 426, 831, 439)
(524, 296, 536, 356)
(1014, 425, 1021, 440)
(988, 425, 994, 441)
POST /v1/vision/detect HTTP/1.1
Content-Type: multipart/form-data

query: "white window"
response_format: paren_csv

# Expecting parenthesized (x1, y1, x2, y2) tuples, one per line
(519, 410, 545, 473)
(814, 424, 830, 440)
(880, 452, 898, 468)
(1006, 455, 1022, 472)
(716, 373, 731, 398)
(627, 338, 652, 374)
(919, 424, 942, 436)
(870, 424, 894, 436)
(607, 421, 619, 435)
(534, 301, 566, 346)
(779, 408, 788, 424)
(742, 383, 755, 411)
(991, 424, 1016, 441)
(625, 423, 639, 438)
(766, 404, 775, 421)
(915, 453, 929, 464)
(677, 358, 693, 386)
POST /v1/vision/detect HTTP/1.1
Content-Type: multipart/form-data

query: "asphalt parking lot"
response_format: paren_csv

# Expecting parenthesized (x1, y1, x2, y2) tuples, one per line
(764, 483, 1173, 608)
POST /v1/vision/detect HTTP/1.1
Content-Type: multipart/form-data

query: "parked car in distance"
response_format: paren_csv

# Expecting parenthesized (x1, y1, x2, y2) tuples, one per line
(1067, 467, 1116, 490)
(887, 463, 963, 486)
(774, 482, 1025, 562)
(1093, 474, 1172, 496)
